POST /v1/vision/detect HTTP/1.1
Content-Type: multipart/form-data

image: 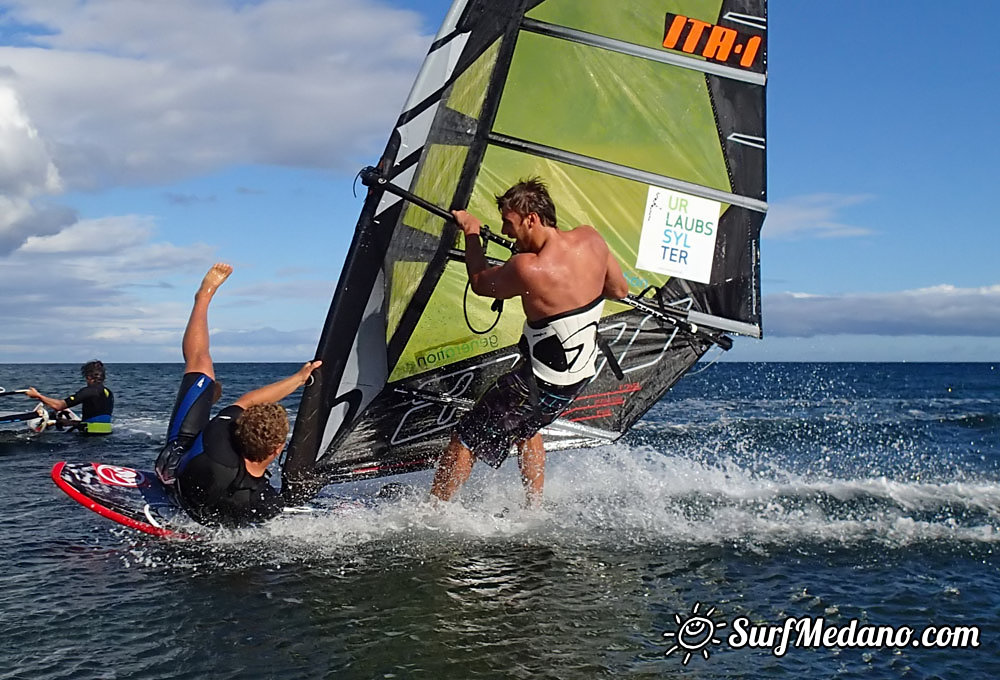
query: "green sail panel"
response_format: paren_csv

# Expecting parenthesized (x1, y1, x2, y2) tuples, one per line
(495, 31, 731, 194)
(447, 38, 501, 120)
(386, 143, 468, 340)
(384, 38, 502, 341)
(527, 0, 726, 48)
(390, 260, 524, 382)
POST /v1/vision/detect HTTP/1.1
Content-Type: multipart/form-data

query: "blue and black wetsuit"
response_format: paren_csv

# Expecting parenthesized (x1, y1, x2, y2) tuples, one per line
(63, 383, 114, 435)
(155, 372, 217, 484)
(173, 405, 283, 527)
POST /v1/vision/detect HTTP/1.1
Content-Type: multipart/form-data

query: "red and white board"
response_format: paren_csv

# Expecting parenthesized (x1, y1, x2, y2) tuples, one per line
(52, 462, 197, 539)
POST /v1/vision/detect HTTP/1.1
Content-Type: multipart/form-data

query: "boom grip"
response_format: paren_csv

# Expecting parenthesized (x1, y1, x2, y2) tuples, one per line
(359, 166, 517, 253)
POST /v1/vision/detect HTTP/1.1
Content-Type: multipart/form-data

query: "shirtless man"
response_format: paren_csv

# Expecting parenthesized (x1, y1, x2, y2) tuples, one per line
(156, 263, 321, 527)
(431, 178, 628, 506)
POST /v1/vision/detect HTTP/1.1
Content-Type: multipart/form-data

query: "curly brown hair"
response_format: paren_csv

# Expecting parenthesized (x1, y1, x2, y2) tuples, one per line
(233, 403, 289, 462)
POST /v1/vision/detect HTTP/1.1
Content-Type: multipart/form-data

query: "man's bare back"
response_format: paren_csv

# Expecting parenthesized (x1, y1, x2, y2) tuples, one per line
(510, 224, 620, 321)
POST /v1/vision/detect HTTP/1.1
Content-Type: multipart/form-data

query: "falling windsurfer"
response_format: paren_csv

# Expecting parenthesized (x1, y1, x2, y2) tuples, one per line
(155, 263, 322, 527)
(430, 178, 629, 507)
(26, 361, 114, 434)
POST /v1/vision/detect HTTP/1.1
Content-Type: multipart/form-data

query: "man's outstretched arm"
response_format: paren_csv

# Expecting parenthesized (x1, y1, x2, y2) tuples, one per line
(233, 361, 322, 409)
(24, 388, 67, 411)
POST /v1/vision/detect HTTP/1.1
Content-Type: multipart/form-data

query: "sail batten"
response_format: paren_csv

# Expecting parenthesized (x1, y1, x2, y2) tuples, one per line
(687, 311, 762, 338)
(283, 0, 768, 501)
(488, 132, 769, 213)
(521, 18, 766, 86)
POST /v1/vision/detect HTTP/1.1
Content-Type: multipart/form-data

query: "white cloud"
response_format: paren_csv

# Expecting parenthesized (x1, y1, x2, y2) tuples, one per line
(764, 193, 875, 240)
(209, 327, 320, 362)
(19, 215, 154, 253)
(0, 211, 214, 361)
(0, 83, 71, 253)
(0, 214, 332, 361)
(0, 0, 432, 189)
(764, 284, 1000, 337)
(0, 84, 60, 195)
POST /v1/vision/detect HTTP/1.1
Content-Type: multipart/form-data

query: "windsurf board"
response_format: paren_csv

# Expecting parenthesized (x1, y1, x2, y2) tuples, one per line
(51, 461, 402, 539)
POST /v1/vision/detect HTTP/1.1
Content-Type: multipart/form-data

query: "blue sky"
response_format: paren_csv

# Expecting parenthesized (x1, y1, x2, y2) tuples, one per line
(0, 0, 997, 364)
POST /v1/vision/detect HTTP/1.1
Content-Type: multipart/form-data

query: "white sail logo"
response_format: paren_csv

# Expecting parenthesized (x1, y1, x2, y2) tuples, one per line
(636, 186, 721, 284)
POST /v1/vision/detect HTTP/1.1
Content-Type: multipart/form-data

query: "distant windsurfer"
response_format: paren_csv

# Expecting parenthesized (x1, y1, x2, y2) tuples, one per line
(26, 361, 114, 434)
(431, 178, 629, 507)
(155, 263, 321, 527)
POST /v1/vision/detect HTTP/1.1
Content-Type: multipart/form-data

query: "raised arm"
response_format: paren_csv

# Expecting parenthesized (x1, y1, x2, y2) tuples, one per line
(233, 360, 322, 409)
(453, 209, 530, 300)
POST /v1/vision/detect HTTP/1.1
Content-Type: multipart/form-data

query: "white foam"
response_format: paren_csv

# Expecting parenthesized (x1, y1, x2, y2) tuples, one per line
(182, 443, 1000, 555)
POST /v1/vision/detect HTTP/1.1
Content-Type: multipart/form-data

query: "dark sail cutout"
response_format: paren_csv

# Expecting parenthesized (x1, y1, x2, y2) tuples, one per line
(283, 0, 767, 501)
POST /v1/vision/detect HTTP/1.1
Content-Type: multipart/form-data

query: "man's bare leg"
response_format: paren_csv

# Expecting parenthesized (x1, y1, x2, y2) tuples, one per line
(517, 433, 545, 508)
(431, 433, 475, 501)
(182, 263, 232, 379)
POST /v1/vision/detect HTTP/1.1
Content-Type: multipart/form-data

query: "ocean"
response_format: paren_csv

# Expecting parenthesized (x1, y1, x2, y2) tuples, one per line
(0, 362, 997, 679)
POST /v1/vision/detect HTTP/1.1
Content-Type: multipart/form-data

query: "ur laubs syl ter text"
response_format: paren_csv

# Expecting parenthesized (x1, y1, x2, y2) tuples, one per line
(635, 186, 721, 284)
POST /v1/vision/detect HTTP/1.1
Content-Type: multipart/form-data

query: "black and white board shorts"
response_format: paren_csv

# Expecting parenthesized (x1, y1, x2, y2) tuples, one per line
(456, 362, 586, 468)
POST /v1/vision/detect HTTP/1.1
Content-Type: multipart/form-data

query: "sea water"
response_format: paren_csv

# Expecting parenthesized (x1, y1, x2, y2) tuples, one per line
(0, 362, 997, 679)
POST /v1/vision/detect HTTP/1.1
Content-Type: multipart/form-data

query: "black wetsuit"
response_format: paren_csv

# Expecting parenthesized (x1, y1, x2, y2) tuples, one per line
(64, 383, 114, 434)
(174, 405, 283, 527)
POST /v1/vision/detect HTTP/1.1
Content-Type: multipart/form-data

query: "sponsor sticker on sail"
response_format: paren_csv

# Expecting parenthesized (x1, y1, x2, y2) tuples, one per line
(636, 186, 721, 284)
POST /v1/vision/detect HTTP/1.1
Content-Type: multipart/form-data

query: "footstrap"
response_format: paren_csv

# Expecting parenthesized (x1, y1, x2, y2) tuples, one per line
(597, 335, 624, 380)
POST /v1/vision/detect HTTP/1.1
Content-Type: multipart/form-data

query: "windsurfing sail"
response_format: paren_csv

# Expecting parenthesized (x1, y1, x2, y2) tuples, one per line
(283, 0, 767, 501)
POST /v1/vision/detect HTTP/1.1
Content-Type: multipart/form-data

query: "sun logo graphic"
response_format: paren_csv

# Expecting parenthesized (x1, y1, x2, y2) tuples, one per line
(663, 602, 727, 665)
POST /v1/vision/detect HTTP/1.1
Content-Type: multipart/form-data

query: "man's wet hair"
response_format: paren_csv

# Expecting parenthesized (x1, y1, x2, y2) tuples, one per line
(81, 360, 105, 382)
(496, 177, 557, 227)
(234, 403, 289, 463)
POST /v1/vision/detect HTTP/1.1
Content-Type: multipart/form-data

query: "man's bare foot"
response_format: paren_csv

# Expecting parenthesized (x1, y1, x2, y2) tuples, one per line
(197, 262, 233, 299)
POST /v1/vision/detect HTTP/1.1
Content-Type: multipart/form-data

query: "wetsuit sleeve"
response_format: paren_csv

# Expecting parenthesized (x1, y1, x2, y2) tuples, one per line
(63, 384, 98, 408)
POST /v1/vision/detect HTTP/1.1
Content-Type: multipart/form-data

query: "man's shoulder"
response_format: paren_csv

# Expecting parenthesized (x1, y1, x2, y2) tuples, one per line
(198, 408, 244, 466)
(76, 383, 102, 397)
(201, 406, 243, 452)
(503, 251, 541, 276)
(213, 404, 244, 421)
(568, 224, 607, 245)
